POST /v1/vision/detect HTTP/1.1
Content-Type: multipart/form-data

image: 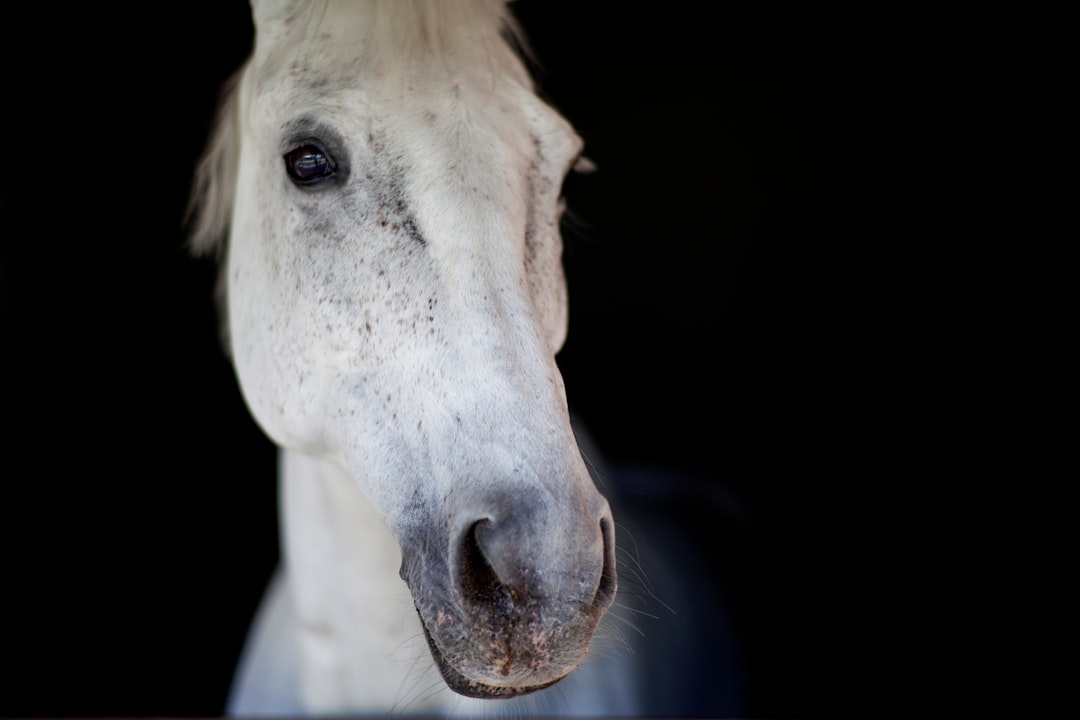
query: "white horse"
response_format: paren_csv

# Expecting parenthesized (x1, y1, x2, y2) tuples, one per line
(188, 0, 645, 715)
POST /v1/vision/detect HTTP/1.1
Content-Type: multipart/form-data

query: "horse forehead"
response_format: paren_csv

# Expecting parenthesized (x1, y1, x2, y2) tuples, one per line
(253, 55, 555, 145)
(246, 14, 577, 157)
(247, 54, 580, 237)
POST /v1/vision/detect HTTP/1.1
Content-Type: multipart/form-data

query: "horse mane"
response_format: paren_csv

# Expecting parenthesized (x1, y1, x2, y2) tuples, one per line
(185, 0, 533, 259)
(186, 69, 242, 259)
(359, 0, 533, 81)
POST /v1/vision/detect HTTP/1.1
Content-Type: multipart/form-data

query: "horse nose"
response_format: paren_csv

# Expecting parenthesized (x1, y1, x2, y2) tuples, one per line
(453, 490, 617, 618)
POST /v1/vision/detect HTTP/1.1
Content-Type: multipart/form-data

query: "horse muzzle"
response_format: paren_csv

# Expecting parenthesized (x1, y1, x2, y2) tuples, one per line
(400, 485, 617, 698)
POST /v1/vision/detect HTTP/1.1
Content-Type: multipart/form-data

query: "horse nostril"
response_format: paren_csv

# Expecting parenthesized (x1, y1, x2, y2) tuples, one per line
(460, 520, 518, 607)
(592, 514, 618, 613)
(456, 509, 615, 617)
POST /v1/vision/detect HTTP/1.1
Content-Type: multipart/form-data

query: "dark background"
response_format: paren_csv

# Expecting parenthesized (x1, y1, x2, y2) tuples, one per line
(1, 2, 943, 717)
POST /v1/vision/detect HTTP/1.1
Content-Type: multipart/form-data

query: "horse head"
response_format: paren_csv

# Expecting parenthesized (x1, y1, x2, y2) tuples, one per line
(190, 0, 616, 700)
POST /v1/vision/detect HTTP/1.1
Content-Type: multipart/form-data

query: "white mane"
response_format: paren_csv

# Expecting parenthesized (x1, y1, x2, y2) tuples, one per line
(187, 71, 242, 258)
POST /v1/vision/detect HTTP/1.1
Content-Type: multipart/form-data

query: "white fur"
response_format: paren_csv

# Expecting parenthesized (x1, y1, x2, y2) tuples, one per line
(190, 0, 642, 716)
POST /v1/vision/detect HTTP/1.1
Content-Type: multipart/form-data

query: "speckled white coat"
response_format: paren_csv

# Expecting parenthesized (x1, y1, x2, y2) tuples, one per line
(189, 0, 642, 715)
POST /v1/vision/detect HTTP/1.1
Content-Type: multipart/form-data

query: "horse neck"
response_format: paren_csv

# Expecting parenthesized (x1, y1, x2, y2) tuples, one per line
(278, 448, 441, 712)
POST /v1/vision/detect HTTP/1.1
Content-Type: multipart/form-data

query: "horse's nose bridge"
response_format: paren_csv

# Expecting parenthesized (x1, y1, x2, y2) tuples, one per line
(438, 242, 561, 371)
(428, 306, 573, 454)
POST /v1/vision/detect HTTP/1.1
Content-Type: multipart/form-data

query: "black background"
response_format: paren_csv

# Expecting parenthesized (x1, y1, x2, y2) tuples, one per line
(1, 2, 946, 717)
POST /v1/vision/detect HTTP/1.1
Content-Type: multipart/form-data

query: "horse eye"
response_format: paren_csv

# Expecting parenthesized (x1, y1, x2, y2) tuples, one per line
(284, 144, 336, 184)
